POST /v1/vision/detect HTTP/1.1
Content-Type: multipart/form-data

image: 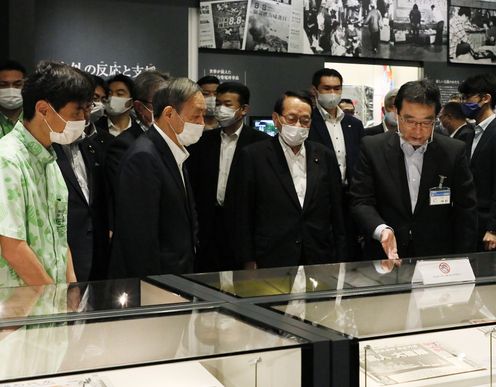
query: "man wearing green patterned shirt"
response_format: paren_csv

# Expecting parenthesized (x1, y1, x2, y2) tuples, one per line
(0, 60, 26, 138)
(0, 61, 93, 286)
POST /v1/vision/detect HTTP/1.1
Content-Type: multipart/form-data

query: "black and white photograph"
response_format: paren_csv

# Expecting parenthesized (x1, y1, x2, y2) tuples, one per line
(302, 0, 448, 60)
(449, 0, 496, 65)
(245, 0, 293, 52)
(199, 0, 448, 61)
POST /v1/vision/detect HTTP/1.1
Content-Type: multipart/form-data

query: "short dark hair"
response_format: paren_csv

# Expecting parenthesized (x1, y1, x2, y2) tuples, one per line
(91, 75, 108, 95)
(442, 102, 467, 120)
(312, 68, 343, 88)
(216, 82, 250, 105)
(197, 75, 220, 87)
(152, 77, 201, 119)
(107, 73, 136, 99)
(394, 79, 441, 115)
(458, 7, 471, 18)
(0, 60, 27, 76)
(274, 91, 313, 115)
(339, 98, 354, 106)
(458, 73, 496, 109)
(22, 61, 93, 121)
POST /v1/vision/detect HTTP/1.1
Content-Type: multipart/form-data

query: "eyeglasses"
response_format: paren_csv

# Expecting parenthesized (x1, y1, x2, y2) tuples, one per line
(280, 114, 312, 127)
(399, 116, 435, 129)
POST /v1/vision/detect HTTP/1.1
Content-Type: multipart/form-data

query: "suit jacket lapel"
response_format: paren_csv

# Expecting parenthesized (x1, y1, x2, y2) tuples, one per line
(267, 137, 301, 210)
(231, 124, 250, 166)
(80, 141, 97, 206)
(414, 140, 439, 214)
(53, 144, 88, 204)
(312, 107, 333, 148)
(147, 128, 186, 200)
(385, 134, 412, 215)
(303, 141, 319, 211)
(471, 118, 496, 163)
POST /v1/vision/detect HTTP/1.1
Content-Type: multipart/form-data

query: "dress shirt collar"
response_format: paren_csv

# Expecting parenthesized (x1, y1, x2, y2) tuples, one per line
(316, 102, 345, 123)
(399, 135, 428, 157)
(107, 116, 132, 135)
(220, 122, 243, 140)
(475, 113, 495, 134)
(381, 120, 389, 133)
(153, 123, 189, 167)
(14, 121, 56, 166)
(278, 135, 306, 159)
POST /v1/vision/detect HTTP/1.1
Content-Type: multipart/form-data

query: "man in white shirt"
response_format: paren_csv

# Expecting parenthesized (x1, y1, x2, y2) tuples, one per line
(308, 68, 364, 260)
(109, 78, 206, 278)
(459, 73, 496, 251)
(187, 82, 269, 272)
(235, 91, 346, 269)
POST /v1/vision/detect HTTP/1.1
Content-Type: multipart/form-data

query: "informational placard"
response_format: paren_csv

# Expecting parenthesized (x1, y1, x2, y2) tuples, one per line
(411, 258, 475, 285)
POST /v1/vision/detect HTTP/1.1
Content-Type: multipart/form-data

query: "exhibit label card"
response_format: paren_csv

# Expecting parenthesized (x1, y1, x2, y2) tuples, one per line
(411, 258, 475, 285)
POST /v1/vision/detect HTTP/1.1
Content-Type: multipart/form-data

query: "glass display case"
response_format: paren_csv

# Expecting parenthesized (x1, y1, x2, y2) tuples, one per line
(182, 252, 496, 386)
(184, 252, 496, 299)
(0, 279, 317, 387)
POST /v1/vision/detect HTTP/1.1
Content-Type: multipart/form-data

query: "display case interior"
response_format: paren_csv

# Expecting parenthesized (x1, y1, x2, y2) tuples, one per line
(0, 304, 305, 386)
(269, 280, 496, 386)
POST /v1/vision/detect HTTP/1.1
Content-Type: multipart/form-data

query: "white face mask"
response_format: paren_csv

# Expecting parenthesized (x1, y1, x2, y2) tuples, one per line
(105, 96, 132, 116)
(0, 88, 23, 110)
(317, 92, 341, 110)
(214, 105, 241, 127)
(45, 104, 86, 145)
(90, 101, 105, 122)
(205, 96, 217, 116)
(171, 110, 204, 146)
(384, 111, 398, 127)
(279, 123, 309, 147)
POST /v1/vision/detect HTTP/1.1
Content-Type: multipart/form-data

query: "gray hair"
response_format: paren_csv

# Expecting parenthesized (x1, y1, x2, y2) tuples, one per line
(134, 70, 170, 102)
(384, 88, 398, 109)
(152, 77, 201, 118)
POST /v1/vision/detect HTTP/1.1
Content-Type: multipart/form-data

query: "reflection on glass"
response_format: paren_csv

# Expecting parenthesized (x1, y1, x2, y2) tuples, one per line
(273, 283, 496, 339)
(0, 284, 70, 380)
(0, 308, 303, 382)
(186, 252, 496, 298)
(0, 280, 188, 321)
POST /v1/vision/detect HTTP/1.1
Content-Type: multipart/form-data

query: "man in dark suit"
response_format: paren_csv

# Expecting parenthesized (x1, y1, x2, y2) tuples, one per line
(54, 135, 109, 281)
(438, 102, 474, 146)
(459, 73, 496, 251)
(104, 71, 169, 228)
(53, 77, 110, 281)
(308, 68, 364, 260)
(108, 78, 205, 278)
(235, 91, 347, 269)
(187, 82, 269, 272)
(365, 88, 398, 136)
(351, 80, 477, 260)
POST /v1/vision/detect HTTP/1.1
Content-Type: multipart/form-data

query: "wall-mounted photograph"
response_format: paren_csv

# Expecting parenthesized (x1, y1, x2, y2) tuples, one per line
(449, 0, 496, 65)
(199, 0, 448, 62)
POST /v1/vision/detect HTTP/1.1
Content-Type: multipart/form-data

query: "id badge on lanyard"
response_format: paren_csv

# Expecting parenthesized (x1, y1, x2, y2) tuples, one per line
(430, 175, 450, 206)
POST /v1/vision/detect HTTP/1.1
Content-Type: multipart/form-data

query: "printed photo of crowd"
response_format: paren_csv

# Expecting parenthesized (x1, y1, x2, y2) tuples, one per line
(303, 0, 447, 61)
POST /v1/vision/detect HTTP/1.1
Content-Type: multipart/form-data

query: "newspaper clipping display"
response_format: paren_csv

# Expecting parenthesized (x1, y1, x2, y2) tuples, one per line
(361, 341, 484, 385)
